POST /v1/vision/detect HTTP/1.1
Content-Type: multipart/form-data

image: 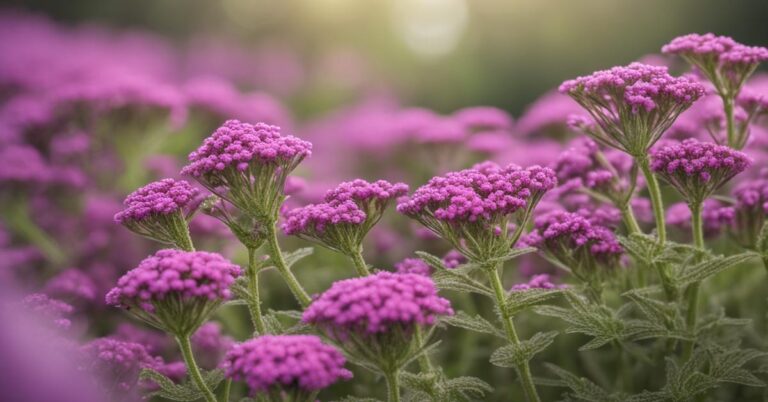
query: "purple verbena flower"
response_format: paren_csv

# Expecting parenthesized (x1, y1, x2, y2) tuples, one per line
(79, 338, 163, 394)
(114, 179, 198, 250)
(730, 178, 768, 248)
(394, 258, 432, 276)
(651, 139, 751, 204)
(559, 63, 705, 156)
(105, 249, 242, 335)
(21, 293, 74, 330)
(44, 268, 97, 303)
(510, 274, 567, 291)
(191, 322, 234, 369)
(223, 335, 351, 395)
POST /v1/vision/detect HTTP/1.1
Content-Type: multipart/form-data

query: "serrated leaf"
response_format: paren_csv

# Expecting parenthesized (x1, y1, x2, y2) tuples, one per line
(416, 251, 449, 271)
(544, 363, 622, 402)
(709, 348, 766, 387)
(673, 252, 754, 287)
(534, 292, 624, 351)
(140, 368, 224, 401)
(283, 247, 314, 269)
(441, 311, 504, 338)
(431, 270, 493, 297)
(443, 376, 493, 396)
(618, 233, 659, 266)
(399, 371, 436, 394)
(487, 247, 537, 264)
(490, 331, 558, 367)
(506, 288, 564, 316)
(270, 309, 303, 320)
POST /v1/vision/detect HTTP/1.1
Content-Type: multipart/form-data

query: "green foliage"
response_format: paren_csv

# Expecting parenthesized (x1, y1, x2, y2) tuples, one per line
(400, 370, 492, 402)
(535, 292, 625, 350)
(506, 288, 565, 316)
(140, 368, 224, 401)
(544, 363, 626, 402)
(282, 247, 314, 269)
(670, 252, 755, 288)
(489, 331, 558, 367)
(442, 311, 504, 338)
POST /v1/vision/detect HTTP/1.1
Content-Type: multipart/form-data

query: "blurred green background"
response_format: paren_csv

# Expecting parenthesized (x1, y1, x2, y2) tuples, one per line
(8, 0, 768, 115)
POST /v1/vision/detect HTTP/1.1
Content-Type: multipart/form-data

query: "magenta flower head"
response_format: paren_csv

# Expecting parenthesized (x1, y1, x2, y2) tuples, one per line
(730, 178, 768, 248)
(662, 33, 768, 98)
(79, 338, 163, 396)
(181, 120, 312, 223)
(394, 257, 432, 276)
(106, 249, 242, 336)
(524, 210, 623, 298)
(20, 293, 74, 330)
(559, 63, 705, 157)
(651, 139, 751, 205)
(115, 179, 199, 250)
(302, 272, 452, 370)
(282, 179, 408, 258)
(666, 200, 734, 238)
(397, 162, 557, 262)
(552, 136, 639, 206)
(223, 335, 351, 398)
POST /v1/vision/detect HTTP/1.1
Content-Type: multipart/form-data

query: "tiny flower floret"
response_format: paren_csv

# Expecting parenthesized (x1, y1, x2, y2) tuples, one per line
(651, 139, 751, 203)
(662, 33, 768, 67)
(114, 179, 198, 223)
(302, 272, 453, 335)
(223, 335, 352, 393)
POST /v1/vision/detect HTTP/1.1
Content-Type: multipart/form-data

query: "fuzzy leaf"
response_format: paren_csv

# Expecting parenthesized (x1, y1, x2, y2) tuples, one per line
(442, 311, 504, 338)
(535, 292, 624, 351)
(141, 368, 224, 401)
(399, 371, 436, 395)
(506, 288, 564, 316)
(416, 251, 449, 271)
(490, 331, 558, 367)
(283, 247, 314, 269)
(487, 247, 537, 264)
(431, 270, 493, 297)
(673, 252, 754, 287)
(443, 376, 493, 397)
(618, 233, 659, 266)
(709, 348, 766, 387)
(544, 364, 623, 402)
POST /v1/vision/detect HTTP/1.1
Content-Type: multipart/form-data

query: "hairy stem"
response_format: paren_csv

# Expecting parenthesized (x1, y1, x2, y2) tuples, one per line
(723, 96, 737, 148)
(220, 378, 231, 402)
(384, 369, 401, 402)
(414, 325, 434, 373)
(638, 157, 666, 245)
(246, 247, 267, 335)
(683, 202, 705, 360)
(620, 202, 642, 235)
(486, 264, 541, 402)
(176, 217, 195, 252)
(4, 200, 66, 265)
(350, 248, 371, 276)
(265, 222, 312, 307)
(177, 335, 217, 402)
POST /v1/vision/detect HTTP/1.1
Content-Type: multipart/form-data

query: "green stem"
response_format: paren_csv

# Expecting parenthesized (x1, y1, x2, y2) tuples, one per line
(246, 247, 267, 335)
(177, 335, 217, 402)
(4, 200, 66, 265)
(350, 248, 371, 276)
(637, 157, 666, 245)
(384, 369, 401, 402)
(616, 342, 633, 393)
(723, 96, 736, 148)
(220, 378, 231, 402)
(620, 202, 642, 235)
(683, 202, 705, 360)
(414, 325, 434, 373)
(486, 264, 541, 402)
(177, 219, 196, 252)
(265, 222, 312, 307)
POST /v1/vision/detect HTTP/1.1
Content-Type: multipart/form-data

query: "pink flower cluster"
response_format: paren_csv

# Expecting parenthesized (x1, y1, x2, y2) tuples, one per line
(526, 210, 623, 263)
(79, 338, 163, 392)
(302, 272, 453, 335)
(323, 179, 409, 206)
(559, 63, 704, 113)
(223, 335, 352, 393)
(510, 274, 566, 291)
(114, 179, 198, 224)
(394, 257, 432, 276)
(651, 139, 751, 203)
(282, 200, 365, 235)
(21, 293, 74, 329)
(662, 33, 768, 67)
(397, 163, 557, 223)
(105, 249, 242, 312)
(734, 178, 768, 213)
(181, 120, 311, 178)
(45, 268, 98, 302)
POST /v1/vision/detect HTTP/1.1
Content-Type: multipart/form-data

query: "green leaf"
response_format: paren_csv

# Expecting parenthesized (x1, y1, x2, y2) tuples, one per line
(673, 252, 754, 287)
(544, 363, 623, 402)
(332, 397, 384, 402)
(489, 331, 558, 367)
(443, 376, 493, 398)
(441, 311, 504, 338)
(534, 292, 624, 351)
(431, 270, 493, 297)
(757, 221, 768, 254)
(416, 251, 449, 271)
(283, 247, 314, 269)
(618, 233, 659, 266)
(399, 371, 436, 395)
(140, 368, 224, 401)
(506, 288, 564, 316)
(487, 247, 537, 264)
(709, 348, 766, 387)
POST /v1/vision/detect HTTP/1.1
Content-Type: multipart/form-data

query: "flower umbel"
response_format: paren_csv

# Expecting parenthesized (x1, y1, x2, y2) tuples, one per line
(730, 178, 768, 248)
(114, 178, 198, 250)
(105, 249, 242, 336)
(651, 139, 751, 205)
(397, 162, 556, 261)
(559, 63, 705, 156)
(223, 335, 352, 399)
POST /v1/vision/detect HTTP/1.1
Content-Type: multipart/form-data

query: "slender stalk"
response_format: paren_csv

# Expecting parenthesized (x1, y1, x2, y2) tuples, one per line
(4, 200, 66, 265)
(620, 202, 642, 235)
(246, 247, 267, 335)
(350, 248, 371, 276)
(414, 325, 434, 373)
(637, 157, 666, 245)
(683, 202, 705, 360)
(486, 264, 541, 402)
(176, 218, 195, 252)
(616, 341, 633, 393)
(220, 379, 231, 402)
(177, 335, 217, 402)
(265, 222, 312, 307)
(384, 369, 401, 402)
(723, 96, 736, 148)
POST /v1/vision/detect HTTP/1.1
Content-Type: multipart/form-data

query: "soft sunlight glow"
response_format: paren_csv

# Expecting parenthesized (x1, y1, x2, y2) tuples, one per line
(392, 0, 469, 58)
